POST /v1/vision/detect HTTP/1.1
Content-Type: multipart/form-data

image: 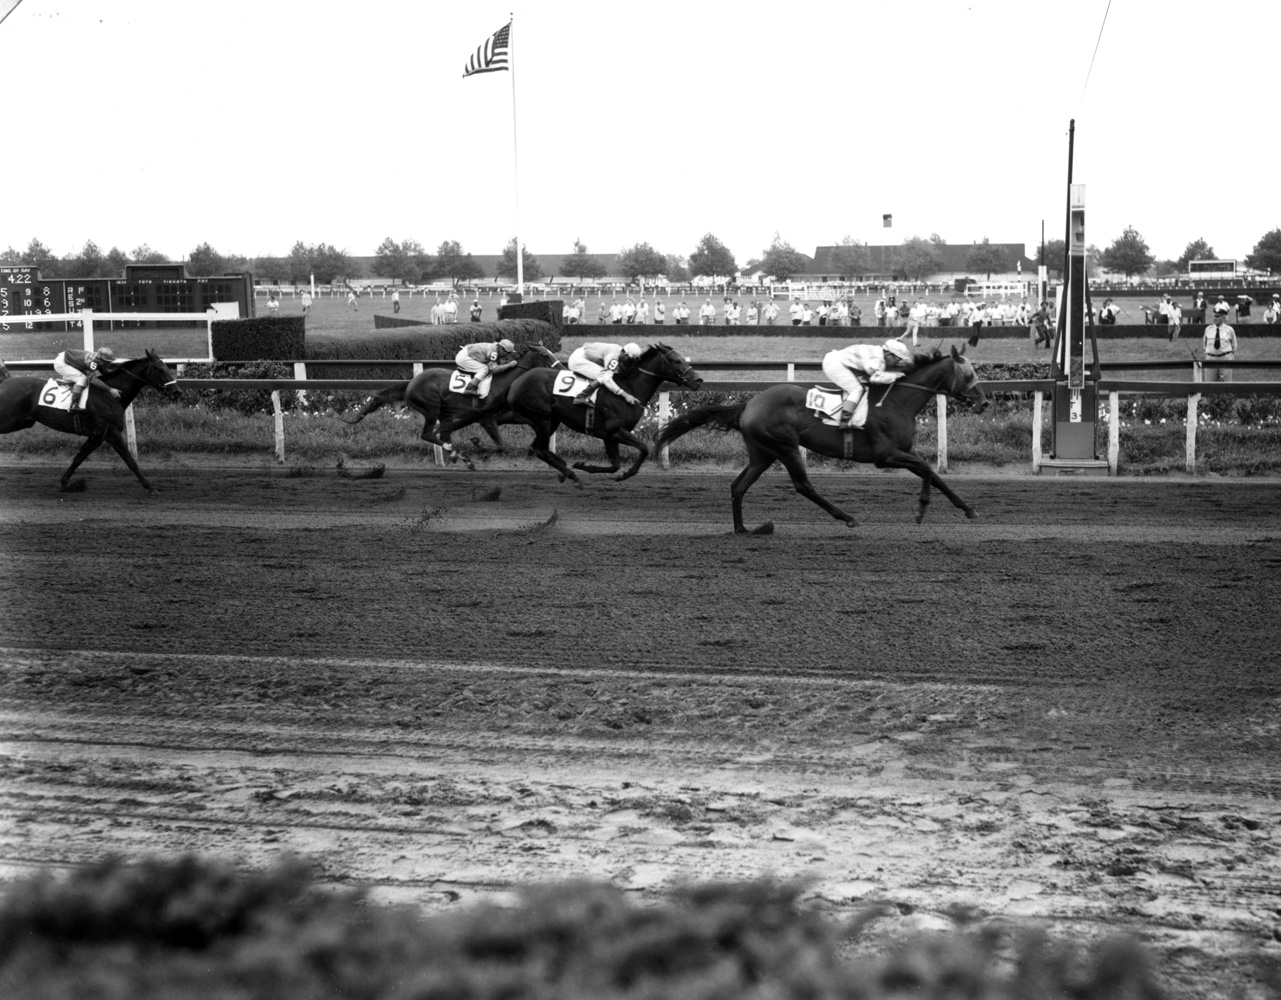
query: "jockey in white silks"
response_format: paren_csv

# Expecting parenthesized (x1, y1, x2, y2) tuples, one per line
(566, 341, 643, 406)
(821, 338, 913, 427)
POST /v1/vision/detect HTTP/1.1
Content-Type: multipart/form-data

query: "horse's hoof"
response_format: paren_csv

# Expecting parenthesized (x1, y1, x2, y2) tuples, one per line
(751, 522, 775, 535)
(964, 508, 978, 520)
(572, 461, 587, 471)
(60, 479, 86, 494)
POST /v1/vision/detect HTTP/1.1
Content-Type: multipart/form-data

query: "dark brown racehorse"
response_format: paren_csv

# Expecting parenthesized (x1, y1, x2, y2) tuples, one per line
(0, 349, 181, 493)
(440, 343, 703, 485)
(655, 345, 987, 533)
(341, 342, 562, 470)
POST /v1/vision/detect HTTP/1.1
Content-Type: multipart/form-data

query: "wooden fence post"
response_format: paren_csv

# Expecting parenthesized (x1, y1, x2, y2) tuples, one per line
(1185, 390, 1199, 472)
(293, 362, 308, 408)
(271, 390, 285, 463)
(1031, 390, 1044, 473)
(934, 393, 947, 472)
(659, 390, 671, 469)
(1107, 391, 1119, 474)
(124, 404, 137, 460)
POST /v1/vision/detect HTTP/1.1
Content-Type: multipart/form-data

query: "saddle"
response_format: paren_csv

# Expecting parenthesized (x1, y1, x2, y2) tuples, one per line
(448, 369, 491, 398)
(40, 378, 88, 412)
(805, 385, 868, 429)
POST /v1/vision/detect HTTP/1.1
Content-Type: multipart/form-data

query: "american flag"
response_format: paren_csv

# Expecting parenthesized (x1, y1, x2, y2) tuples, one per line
(463, 22, 511, 77)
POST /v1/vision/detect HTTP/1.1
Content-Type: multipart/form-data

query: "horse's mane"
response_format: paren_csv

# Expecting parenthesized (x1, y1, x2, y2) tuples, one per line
(906, 346, 945, 373)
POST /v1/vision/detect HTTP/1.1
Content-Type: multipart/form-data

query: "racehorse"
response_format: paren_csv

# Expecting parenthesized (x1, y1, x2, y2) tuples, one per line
(342, 342, 562, 469)
(655, 345, 987, 533)
(440, 343, 703, 484)
(0, 349, 181, 493)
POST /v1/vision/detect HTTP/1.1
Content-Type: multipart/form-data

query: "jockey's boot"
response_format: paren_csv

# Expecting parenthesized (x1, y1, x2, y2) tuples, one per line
(463, 375, 483, 394)
(838, 399, 858, 428)
(69, 385, 84, 412)
(573, 380, 600, 405)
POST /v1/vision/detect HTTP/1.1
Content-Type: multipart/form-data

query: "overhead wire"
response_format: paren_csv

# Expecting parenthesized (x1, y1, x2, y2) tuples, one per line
(1079, 0, 1112, 103)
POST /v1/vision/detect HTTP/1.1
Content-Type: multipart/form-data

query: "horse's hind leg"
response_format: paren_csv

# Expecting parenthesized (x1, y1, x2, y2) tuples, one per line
(729, 444, 778, 534)
(60, 432, 107, 491)
(775, 446, 857, 529)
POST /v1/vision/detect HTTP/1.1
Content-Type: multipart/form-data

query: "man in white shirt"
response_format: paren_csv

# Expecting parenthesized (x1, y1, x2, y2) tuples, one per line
(1202, 313, 1237, 381)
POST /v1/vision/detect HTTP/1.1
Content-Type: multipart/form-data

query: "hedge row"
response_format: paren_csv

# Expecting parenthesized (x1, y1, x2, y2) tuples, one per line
(211, 316, 306, 361)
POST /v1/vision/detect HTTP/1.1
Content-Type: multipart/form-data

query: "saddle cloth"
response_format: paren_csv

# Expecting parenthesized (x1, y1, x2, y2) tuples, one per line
(449, 369, 492, 399)
(550, 371, 600, 404)
(805, 386, 869, 429)
(38, 379, 87, 412)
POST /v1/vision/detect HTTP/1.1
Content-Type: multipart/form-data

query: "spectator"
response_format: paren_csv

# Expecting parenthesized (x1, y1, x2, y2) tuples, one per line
(266, 292, 280, 314)
(636, 299, 650, 324)
(1195, 291, 1207, 313)
(801, 302, 814, 326)
(1168, 299, 1183, 342)
(1202, 312, 1237, 382)
(1266, 294, 1280, 325)
(1212, 295, 1230, 318)
(675, 301, 690, 325)
(1236, 293, 1255, 324)
(762, 300, 781, 325)
(789, 298, 803, 326)
(598, 300, 611, 324)
(653, 299, 666, 325)
(346, 289, 358, 311)
(1100, 298, 1118, 325)
(1032, 301, 1052, 348)
(848, 301, 862, 326)
(874, 296, 887, 326)
(699, 298, 716, 325)
(565, 299, 581, 325)
(300, 290, 312, 315)
(470, 299, 483, 323)
(623, 297, 637, 324)
(745, 301, 759, 326)
(392, 289, 401, 314)
(905, 299, 926, 344)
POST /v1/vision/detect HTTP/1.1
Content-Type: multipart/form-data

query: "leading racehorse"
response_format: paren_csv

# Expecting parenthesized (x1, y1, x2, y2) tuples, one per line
(0, 349, 181, 493)
(342, 342, 561, 469)
(655, 345, 987, 533)
(440, 342, 703, 485)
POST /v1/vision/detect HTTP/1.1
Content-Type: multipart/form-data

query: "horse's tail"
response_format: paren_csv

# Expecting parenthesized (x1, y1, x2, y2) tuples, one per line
(343, 381, 409, 424)
(0, 359, 8, 382)
(655, 401, 747, 447)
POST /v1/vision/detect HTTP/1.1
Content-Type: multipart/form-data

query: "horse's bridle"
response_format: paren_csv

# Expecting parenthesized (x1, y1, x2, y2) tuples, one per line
(110, 358, 178, 391)
(636, 350, 697, 388)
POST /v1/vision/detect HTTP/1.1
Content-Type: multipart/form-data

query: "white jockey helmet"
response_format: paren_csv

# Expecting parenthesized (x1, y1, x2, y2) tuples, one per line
(622, 343, 643, 359)
(882, 340, 911, 362)
(96, 347, 116, 362)
(497, 339, 515, 353)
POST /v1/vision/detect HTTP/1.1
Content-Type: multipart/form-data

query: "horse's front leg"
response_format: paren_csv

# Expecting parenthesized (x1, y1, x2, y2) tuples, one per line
(876, 448, 975, 522)
(572, 437, 625, 476)
(527, 420, 581, 488)
(469, 418, 506, 453)
(103, 427, 158, 493)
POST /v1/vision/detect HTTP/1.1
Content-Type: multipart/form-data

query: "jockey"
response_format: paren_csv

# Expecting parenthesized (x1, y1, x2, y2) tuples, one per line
(455, 338, 517, 393)
(567, 341, 643, 406)
(53, 346, 119, 410)
(821, 338, 913, 427)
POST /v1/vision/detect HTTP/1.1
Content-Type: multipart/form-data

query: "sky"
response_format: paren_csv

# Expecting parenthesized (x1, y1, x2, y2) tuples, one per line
(2, 0, 1277, 268)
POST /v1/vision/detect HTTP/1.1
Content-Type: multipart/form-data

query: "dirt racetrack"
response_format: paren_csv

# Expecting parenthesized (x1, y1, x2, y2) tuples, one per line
(2, 458, 1279, 998)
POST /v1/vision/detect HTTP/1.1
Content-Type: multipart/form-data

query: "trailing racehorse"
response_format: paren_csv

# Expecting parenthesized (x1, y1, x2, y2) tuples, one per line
(0, 349, 181, 493)
(342, 342, 561, 469)
(655, 345, 987, 533)
(439, 342, 703, 484)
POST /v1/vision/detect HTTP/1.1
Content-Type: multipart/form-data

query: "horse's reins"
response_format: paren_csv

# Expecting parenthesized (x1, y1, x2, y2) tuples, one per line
(874, 373, 976, 407)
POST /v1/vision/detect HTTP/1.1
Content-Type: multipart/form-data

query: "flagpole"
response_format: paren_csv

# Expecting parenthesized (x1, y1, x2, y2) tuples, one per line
(509, 15, 522, 297)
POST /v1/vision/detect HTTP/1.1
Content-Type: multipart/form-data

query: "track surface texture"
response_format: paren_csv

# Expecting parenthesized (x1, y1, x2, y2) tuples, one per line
(2, 460, 1280, 998)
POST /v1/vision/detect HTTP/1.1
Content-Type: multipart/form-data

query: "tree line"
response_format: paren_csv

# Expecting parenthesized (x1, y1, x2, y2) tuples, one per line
(6, 227, 1280, 287)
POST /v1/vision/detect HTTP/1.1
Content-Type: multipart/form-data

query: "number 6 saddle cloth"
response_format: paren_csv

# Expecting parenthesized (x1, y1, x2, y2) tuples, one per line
(39, 379, 91, 411)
